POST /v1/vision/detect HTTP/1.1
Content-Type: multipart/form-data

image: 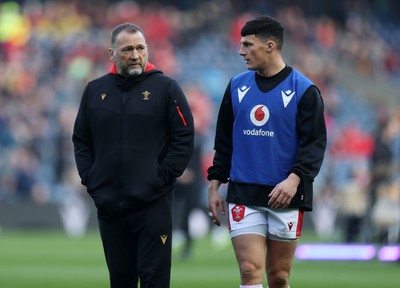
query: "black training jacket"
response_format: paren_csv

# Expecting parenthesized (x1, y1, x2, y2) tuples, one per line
(72, 68, 194, 217)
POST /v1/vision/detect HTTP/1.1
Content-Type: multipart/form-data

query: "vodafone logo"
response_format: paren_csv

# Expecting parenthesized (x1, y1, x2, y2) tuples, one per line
(243, 104, 274, 137)
(250, 105, 269, 126)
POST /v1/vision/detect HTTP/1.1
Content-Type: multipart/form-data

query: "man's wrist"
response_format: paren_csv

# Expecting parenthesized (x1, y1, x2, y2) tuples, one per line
(288, 172, 301, 185)
(209, 179, 221, 191)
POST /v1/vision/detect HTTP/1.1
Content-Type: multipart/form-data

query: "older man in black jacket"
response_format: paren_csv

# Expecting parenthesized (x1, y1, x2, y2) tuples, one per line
(72, 23, 194, 288)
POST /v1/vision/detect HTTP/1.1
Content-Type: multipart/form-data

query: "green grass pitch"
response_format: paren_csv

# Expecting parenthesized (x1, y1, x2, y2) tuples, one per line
(0, 229, 399, 287)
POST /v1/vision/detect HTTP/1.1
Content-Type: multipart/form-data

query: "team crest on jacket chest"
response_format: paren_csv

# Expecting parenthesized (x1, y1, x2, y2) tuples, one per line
(142, 90, 151, 101)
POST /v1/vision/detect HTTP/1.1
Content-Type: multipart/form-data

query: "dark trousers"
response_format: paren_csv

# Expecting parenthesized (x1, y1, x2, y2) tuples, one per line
(98, 196, 172, 288)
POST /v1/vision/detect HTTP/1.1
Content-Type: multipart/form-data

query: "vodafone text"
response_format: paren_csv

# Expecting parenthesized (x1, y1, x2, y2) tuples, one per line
(242, 129, 275, 137)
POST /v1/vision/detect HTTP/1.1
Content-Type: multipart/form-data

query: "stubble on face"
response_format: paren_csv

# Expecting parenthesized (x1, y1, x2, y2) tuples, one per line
(114, 54, 144, 77)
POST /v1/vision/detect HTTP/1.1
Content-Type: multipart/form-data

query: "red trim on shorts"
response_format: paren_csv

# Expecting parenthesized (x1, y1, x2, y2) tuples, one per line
(228, 209, 231, 231)
(296, 210, 304, 238)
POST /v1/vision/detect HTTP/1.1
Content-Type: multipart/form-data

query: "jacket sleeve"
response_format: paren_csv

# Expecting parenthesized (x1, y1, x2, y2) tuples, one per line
(72, 84, 94, 186)
(158, 80, 195, 184)
(290, 85, 327, 181)
(207, 81, 234, 183)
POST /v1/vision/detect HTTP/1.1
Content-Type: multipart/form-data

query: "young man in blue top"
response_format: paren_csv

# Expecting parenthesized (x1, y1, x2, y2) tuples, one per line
(207, 15, 327, 288)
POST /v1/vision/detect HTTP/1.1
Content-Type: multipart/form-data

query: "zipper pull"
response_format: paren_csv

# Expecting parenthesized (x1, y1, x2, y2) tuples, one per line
(174, 100, 187, 126)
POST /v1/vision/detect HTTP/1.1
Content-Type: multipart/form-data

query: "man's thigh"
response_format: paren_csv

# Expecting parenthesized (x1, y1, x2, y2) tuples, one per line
(231, 233, 266, 282)
(266, 239, 298, 276)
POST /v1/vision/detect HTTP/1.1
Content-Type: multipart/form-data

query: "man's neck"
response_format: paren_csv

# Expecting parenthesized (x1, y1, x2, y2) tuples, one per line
(256, 57, 286, 78)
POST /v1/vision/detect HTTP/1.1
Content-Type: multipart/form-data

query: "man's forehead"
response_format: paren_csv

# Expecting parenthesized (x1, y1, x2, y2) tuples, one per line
(240, 34, 258, 43)
(115, 31, 146, 45)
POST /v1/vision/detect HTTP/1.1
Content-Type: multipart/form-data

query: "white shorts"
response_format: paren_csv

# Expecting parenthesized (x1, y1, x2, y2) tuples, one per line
(228, 203, 304, 241)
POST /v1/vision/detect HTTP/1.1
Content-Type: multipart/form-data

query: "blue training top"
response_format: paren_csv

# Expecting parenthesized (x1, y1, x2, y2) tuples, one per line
(230, 68, 313, 185)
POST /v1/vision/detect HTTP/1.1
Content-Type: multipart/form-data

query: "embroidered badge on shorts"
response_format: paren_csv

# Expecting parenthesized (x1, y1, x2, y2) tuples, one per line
(231, 204, 245, 222)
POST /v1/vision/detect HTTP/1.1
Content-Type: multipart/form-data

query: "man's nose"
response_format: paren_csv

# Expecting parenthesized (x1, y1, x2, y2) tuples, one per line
(130, 50, 139, 58)
(239, 45, 245, 56)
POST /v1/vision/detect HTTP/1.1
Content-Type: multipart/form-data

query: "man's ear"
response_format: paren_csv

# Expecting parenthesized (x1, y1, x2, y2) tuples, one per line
(266, 41, 273, 52)
(108, 48, 115, 62)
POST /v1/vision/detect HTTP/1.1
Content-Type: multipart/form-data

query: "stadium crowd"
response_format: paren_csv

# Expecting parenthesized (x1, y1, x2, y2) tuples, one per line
(0, 0, 399, 243)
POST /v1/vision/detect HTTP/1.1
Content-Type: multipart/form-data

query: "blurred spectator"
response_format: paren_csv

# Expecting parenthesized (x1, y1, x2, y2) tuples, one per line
(369, 107, 400, 243)
(331, 121, 374, 159)
(336, 164, 370, 243)
(173, 83, 213, 260)
(370, 110, 396, 203)
(371, 180, 400, 244)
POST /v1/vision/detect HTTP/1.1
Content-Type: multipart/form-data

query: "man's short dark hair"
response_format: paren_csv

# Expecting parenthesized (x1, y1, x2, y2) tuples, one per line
(241, 15, 284, 50)
(111, 23, 144, 47)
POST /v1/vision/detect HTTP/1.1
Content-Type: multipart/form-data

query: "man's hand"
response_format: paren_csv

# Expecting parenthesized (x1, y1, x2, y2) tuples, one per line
(207, 180, 226, 226)
(268, 173, 300, 208)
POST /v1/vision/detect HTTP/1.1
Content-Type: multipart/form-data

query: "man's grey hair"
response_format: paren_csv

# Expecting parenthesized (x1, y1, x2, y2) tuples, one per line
(111, 23, 144, 48)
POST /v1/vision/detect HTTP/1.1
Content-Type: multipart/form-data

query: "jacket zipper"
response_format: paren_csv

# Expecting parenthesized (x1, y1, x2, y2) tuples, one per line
(121, 91, 127, 145)
(174, 100, 187, 126)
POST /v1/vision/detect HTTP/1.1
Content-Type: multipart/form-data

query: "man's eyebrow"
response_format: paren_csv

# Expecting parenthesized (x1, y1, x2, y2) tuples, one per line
(122, 43, 145, 49)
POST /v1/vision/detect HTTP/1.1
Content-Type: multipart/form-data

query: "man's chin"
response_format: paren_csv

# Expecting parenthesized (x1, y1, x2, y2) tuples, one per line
(128, 67, 143, 76)
(246, 64, 255, 70)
